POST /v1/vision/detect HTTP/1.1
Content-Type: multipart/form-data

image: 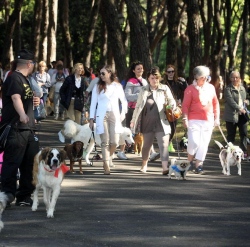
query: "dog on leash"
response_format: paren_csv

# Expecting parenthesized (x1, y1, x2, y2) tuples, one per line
(0, 192, 7, 232)
(168, 158, 190, 180)
(214, 140, 243, 176)
(58, 120, 134, 166)
(32, 148, 68, 218)
(64, 141, 84, 174)
(134, 133, 143, 155)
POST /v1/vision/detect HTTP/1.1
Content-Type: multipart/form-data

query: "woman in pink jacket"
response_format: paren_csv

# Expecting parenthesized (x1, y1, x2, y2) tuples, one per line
(182, 66, 220, 174)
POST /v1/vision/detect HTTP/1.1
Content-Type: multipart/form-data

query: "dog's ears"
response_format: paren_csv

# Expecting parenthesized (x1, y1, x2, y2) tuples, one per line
(40, 147, 52, 161)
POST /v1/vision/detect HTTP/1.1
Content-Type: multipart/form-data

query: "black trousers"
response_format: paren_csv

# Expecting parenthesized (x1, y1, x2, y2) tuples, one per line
(126, 108, 135, 128)
(1, 128, 39, 199)
(169, 120, 177, 142)
(226, 114, 248, 152)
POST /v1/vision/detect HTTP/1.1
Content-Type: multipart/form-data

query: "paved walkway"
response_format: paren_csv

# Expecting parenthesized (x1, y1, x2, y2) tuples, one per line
(1, 116, 250, 247)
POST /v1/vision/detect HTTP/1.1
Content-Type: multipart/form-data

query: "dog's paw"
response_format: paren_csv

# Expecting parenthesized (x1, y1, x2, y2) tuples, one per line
(47, 209, 54, 218)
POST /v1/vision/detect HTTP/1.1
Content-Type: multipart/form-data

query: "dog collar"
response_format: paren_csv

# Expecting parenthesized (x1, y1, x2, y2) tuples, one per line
(44, 164, 69, 178)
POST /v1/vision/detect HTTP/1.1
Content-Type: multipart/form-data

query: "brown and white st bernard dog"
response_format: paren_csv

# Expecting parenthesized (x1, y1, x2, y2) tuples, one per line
(32, 147, 68, 218)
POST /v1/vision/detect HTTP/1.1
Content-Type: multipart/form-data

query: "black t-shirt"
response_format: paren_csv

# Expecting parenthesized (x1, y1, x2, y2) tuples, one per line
(2, 71, 36, 130)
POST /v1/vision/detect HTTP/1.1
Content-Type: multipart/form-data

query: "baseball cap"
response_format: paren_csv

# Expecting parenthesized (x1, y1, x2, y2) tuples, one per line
(17, 49, 35, 60)
(51, 61, 56, 64)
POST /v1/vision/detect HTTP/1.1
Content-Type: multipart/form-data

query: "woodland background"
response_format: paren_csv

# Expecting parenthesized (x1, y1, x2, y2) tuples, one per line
(0, 0, 249, 90)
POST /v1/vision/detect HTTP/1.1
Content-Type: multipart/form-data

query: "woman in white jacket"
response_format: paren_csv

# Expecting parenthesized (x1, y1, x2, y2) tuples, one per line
(130, 67, 176, 175)
(89, 65, 127, 175)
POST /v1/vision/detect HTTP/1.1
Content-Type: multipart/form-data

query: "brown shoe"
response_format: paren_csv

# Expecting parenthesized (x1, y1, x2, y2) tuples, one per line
(162, 170, 169, 175)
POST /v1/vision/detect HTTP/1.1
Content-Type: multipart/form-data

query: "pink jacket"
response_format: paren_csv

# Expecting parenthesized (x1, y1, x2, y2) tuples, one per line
(182, 83, 220, 123)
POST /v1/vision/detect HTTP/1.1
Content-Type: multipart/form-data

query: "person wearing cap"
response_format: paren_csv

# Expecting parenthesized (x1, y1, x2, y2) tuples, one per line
(0, 49, 40, 207)
(130, 66, 176, 175)
(182, 65, 220, 174)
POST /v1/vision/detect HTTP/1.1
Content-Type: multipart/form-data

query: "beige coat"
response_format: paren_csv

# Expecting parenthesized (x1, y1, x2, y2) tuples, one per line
(131, 83, 176, 135)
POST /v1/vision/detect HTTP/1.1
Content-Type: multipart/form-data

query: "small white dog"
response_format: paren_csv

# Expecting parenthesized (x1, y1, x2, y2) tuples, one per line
(58, 120, 134, 166)
(32, 148, 68, 218)
(214, 140, 243, 176)
(168, 158, 190, 180)
(0, 192, 7, 232)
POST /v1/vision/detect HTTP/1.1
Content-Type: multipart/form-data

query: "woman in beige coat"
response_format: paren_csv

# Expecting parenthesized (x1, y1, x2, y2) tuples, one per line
(130, 67, 176, 175)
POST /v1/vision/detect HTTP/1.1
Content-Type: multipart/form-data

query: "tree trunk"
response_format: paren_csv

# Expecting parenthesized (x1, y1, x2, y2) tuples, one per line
(98, 20, 108, 69)
(100, 0, 127, 81)
(47, 0, 58, 64)
(166, 0, 179, 68)
(40, 0, 49, 62)
(32, 0, 43, 61)
(240, 0, 249, 80)
(58, 0, 73, 68)
(185, 0, 202, 84)
(83, 0, 101, 68)
(2, 0, 24, 67)
(125, 0, 152, 73)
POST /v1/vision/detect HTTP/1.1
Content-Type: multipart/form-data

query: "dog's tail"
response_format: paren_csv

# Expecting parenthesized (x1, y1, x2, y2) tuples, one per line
(63, 120, 79, 138)
(214, 140, 224, 150)
(171, 158, 177, 166)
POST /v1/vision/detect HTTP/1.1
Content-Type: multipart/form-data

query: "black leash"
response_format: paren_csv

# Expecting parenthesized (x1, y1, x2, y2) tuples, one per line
(90, 127, 100, 166)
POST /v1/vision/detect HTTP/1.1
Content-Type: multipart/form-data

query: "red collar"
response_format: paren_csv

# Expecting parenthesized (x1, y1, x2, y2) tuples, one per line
(43, 164, 69, 178)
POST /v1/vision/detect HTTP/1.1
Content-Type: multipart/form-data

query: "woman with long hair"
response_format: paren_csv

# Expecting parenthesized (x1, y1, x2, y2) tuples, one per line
(89, 65, 127, 175)
(164, 64, 188, 152)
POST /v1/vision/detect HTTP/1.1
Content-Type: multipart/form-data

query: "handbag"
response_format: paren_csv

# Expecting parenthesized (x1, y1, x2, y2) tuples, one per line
(74, 97, 84, 112)
(165, 105, 182, 122)
(163, 82, 182, 122)
(34, 99, 46, 121)
(0, 123, 12, 153)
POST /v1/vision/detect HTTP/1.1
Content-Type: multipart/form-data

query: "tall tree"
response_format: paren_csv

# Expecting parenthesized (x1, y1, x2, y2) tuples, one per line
(185, 0, 202, 83)
(83, 0, 101, 68)
(2, 0, 24, 66)
(58, 0, 73, 68)
(32, 0, 43, 60)
(166, 0, 179, 67)
(40, 0, 49, 62)
(125, 0, 152, 72)
(100, 0, 127, 80)
(47, 0, 58, 64)
(240, 0, 249, 80)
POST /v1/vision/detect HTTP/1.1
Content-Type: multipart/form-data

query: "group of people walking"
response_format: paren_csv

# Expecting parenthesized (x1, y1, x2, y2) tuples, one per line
(0, 48, 248, 208)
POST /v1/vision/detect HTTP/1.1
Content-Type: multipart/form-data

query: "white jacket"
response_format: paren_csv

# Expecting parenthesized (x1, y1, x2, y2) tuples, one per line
(89, 82, 128, 134)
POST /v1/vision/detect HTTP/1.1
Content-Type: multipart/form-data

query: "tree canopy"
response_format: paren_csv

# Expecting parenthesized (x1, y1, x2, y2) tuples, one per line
(0, 0, 249, 87)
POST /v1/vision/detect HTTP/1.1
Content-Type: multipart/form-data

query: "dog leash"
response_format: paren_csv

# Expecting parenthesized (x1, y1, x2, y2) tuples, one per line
(218, 125, 229, 145)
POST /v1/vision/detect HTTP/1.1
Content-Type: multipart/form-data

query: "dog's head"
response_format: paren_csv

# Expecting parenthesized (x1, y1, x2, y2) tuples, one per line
(180, 136, 188, 149)
(121, 127, 134, 145)
(170, 158, 190, 171)
(40, 148, 67, 171)
(72, 141, 84, 157)
(231, 147, 243, 162)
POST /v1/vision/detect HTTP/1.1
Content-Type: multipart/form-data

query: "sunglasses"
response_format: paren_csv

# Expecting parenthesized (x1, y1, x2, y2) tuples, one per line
(100, 72, 106, 76)
(167, 70, 174, 73)
(29, 61, 36, 65)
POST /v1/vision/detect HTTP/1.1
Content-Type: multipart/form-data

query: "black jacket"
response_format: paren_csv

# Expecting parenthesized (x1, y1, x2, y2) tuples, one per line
(60, 74, 87, 110)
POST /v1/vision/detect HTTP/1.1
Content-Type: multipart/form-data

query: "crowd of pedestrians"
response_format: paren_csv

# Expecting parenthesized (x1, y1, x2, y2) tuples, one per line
(0, 48, 248, 207)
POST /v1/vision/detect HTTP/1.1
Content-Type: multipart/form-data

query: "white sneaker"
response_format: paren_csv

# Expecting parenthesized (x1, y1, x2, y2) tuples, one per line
(116, 151, 128, 160)
(58, 131, 65, 143)
(149, 152, 160, 161)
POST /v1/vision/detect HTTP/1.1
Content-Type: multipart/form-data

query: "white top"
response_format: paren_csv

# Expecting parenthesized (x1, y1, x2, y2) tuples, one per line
(89, 82, 127, 134)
